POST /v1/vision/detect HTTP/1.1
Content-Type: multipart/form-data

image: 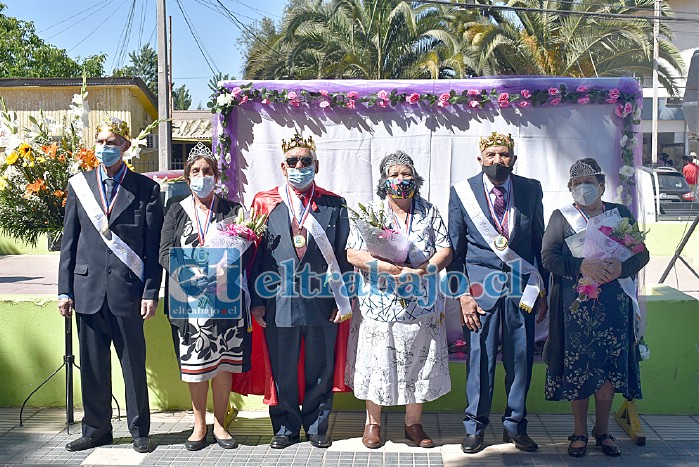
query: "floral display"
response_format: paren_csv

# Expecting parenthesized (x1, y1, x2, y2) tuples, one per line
(346, 202, 410, 264)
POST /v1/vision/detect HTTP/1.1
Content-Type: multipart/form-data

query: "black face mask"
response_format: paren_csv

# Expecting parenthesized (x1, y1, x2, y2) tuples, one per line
(482, 163, 513, 183)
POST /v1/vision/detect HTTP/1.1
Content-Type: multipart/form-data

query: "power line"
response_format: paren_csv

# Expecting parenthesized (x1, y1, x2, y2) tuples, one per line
(68, 0, 128, 53)
(137, 0, 149, 49)
(226, 0, 282, 20)
(110, 0, 138, 70)
(201, 0, 280, 55)
(175, 0, 220, 74)
(45, 0, 112, 41)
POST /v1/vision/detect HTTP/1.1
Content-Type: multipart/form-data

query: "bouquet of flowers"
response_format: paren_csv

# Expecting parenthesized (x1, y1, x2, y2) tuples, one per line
(571, 209, 646, 311)
(347, 201, 410, 264)
(207, 207, 267, 260)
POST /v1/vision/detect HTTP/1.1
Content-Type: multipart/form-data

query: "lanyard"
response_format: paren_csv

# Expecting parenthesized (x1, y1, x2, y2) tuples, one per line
(193, 196, 215, 246)
(484, 184, 511, 234)
(389, 198, 414, 234)
(96, 166, 127, 216)
(286, 183, 315, 228)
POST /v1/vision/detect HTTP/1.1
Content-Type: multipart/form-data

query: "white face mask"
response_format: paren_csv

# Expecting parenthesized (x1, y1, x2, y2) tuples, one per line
(572, 183, 600, 207)
(189, 175, 216, 198)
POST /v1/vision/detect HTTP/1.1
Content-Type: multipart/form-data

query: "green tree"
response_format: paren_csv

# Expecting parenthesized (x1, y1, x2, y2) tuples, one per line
(0, 3, 105, 77)
(113, 44, 159, 96)
(464, 0, 684, 93)
(173, 84, 192, 110)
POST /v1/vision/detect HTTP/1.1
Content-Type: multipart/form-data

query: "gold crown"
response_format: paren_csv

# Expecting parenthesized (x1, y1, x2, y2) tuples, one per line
(479, 132, 514, 152)
(96, 116, 130, 139)
(281, 133, 316, 154)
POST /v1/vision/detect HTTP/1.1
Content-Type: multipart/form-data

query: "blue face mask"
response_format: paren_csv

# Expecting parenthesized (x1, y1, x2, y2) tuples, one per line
(189, 175, 216, 198)
(95, 144, 123, 167)
(287, 166, 315, 190)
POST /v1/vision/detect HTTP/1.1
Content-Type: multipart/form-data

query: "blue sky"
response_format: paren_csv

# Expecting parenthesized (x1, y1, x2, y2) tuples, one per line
(5, 0, 288, 108)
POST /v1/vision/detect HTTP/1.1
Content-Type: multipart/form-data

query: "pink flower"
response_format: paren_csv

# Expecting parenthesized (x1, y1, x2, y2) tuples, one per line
(454, 339, 467, 346)
(498, 92, 510, 107)
(407, 92, 420, 104)
(632, 243, 645, 254)
(599, 225, 613, 235)
(577, 96, 590, 104)
(615, 104, 625, 118)
(378, 228, 398, 240)
(377, 99, 388, 108)
(377, 90, 389, 99)
(548, 87, 560, 96)
(319, 89, 329, 96)
(261, 98, 270, 105)
(238, 95, 248, 104)
(437, 100, 449, 108)
(454, 351, 466, 358)
(231, 87, 242, 97)
(578, 284, 600, 299)
(576, 85, 588, 93)
(608, 88, 620, 100)
(606, 98, 619, 104)
(624, 102, 633, 115)
(467, 89, 480, 97)
(347, 99, 356, 109)
(290, 99, 300, 107)
(518, 101, 531, 108)
(347, 91, 359, 99)
(623, 234, 635, 246)
(439, 92, 450, 102)
(287, 91, 297, 100)
(550, 96, 562, 105)
(319, 100, 330, 109)
(521, 89, 531, 99)
(468, 100, 480, 108)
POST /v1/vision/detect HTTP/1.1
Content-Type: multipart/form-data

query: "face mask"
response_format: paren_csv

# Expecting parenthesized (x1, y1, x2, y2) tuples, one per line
(481, 162, 513, 183)
(385, 178, 416, 199)
(287, 166, 315, 190)
(189, 175, 216, 198)
(571, 183, 600, 207)
(95, 144, 123, 167)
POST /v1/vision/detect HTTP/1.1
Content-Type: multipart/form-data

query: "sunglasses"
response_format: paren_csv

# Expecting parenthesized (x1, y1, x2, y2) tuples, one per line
(285, 156, 315, 167)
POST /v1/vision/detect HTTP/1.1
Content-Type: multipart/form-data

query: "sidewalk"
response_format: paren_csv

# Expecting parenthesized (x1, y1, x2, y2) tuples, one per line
(1, 408, 698, 466)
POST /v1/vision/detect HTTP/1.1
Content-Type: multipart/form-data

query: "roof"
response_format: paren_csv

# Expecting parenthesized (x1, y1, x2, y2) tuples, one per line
(172, 110, 213, 141)
(0, 77, 157, 118)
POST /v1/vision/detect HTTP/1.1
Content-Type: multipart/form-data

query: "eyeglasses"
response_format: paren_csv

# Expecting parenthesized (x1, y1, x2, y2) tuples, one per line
(285, 156, 314, 167)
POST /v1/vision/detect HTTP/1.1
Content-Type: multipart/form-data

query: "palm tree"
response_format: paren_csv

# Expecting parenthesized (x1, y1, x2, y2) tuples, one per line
(463, 0, 684, 93)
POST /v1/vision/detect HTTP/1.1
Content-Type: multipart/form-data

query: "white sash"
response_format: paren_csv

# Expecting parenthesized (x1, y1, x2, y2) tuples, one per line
(69, 173, 144, 282)
(278, 184, 352, 320)
(453, 180, 544, 312)
(559, 204, 641, 338)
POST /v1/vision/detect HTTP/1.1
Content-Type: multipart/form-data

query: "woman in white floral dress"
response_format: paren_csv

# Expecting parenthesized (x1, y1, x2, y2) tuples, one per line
(345, 151, 452, 449)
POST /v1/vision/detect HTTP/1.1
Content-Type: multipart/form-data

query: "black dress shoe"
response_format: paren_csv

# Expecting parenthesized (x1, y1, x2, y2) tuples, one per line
(65, 434, 113, 451)
(133, 436, 153, 453)
(184, 428, 208, 451)
(592, 429, 621, 457)
(567, 434, 588, 457)
(213, 433, 238, 449)
(503, 430, 538, 451)
(461, 434, 484, 454)
(270, 434, 300, 449)
(307, 434, 332, 448)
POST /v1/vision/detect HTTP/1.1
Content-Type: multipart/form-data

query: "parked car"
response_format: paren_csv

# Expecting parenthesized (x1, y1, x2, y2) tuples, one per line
(639, 166, 699, 220)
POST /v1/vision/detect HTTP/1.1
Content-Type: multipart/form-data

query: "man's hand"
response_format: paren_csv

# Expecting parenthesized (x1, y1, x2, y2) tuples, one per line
(329, 308, 342, 324)
(535, 296, 548, 324)
(251, 305, 267, 328)
(459, 295, 486, 332)
(58, 298, 73, 318)
(141, 299, 157, 320)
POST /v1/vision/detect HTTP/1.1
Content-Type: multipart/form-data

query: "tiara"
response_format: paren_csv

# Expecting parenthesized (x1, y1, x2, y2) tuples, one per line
(381, 151, 414, 175)
(187, 142, 215, 161)
(479, 132, 514, 152)
(96, 116, 130, 139)
(569, 160, 602, 178)
(281, 133, 316, 153)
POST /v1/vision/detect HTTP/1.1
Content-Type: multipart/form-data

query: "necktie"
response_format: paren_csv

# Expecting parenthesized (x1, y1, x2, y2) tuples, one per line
(492, 185, 508, 239)
(103, 178, 116, 204)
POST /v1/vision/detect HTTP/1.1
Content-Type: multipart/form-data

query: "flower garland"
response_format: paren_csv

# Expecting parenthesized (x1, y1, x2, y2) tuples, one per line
(209, 82, 641, 206)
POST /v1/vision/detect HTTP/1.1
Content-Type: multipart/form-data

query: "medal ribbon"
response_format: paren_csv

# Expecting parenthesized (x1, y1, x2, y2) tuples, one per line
(484, 184, 510, 236)
(286, 183, 315, 228)
(96, 166, 127, 217)
(193, 196, 215, 246)
(574, 204, 590, 223)
(389, 198, 414, 235)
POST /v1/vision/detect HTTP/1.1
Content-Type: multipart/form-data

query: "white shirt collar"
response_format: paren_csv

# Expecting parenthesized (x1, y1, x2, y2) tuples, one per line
(482, 172, 512, 194)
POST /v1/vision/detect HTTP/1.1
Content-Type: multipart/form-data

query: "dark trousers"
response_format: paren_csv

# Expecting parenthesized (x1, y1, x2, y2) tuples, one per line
(265, 324, 337, 437)
(463, 297, 535, 436)
(76, 300, 150, 438)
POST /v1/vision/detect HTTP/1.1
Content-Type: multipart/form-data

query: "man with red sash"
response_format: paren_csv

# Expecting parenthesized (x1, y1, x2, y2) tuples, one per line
(57, 117, 163, 453)
(245, 133, 352, 449)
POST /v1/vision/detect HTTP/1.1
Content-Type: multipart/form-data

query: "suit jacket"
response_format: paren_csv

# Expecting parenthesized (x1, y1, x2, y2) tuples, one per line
(447, 173, 548, 311)
(58, 168, 164, 316)
(249, 190, 351, 327)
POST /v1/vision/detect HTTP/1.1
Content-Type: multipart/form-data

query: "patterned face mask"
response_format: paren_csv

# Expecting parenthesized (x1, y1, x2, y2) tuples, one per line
(385, 178, 416, 199)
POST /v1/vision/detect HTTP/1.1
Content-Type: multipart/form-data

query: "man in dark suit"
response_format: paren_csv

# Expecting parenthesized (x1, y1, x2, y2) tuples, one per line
(249, 133, 351, 449)
(448, 132, 548, 454)
(57, 117, 163, 453)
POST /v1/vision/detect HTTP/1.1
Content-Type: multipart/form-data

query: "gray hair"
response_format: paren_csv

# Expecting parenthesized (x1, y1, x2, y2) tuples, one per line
(375, 150, 424, 199)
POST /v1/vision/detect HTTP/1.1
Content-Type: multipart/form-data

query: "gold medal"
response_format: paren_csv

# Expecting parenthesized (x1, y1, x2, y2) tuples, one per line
(101, 219, 109, 235)
(293, 234, 306, 248)
(494, 235, 508, 251)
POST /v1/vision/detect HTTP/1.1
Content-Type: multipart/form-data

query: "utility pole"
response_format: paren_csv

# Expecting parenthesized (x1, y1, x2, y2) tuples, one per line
(651, 0, 660, 165)
(157, 0, 172, 170)
(169, 15, 173, 118)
